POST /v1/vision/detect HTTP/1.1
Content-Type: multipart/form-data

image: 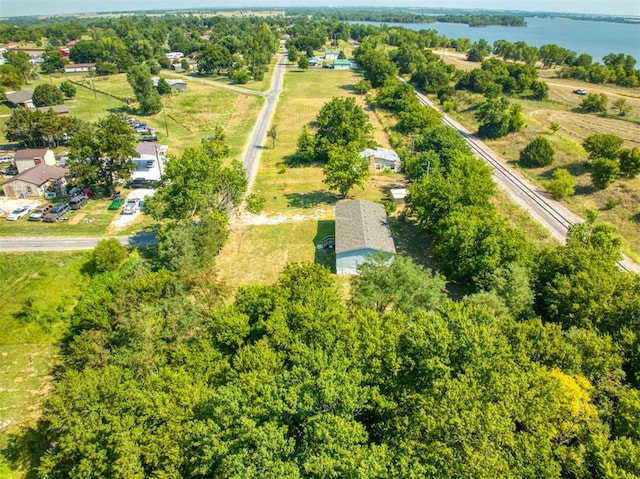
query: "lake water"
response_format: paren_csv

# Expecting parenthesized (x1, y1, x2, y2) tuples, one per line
(356, 17, 640, 62)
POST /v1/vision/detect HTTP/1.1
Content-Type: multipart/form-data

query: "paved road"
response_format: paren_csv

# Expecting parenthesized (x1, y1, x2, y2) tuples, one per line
(0, 232, 157, 252)
(241, 53, 287, 189)
(0, 55, 288, 253)
(405, 80, 640, 274)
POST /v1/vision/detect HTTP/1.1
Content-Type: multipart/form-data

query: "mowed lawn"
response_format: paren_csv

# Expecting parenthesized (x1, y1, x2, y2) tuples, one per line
(22, 72, 264, 160)
(217, 67, 403, 287)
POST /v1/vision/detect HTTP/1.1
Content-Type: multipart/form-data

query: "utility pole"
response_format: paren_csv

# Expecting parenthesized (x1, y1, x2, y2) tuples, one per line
(163, 106, 169, 137)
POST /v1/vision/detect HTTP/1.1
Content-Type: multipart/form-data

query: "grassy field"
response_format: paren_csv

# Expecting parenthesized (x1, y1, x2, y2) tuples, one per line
(0, 251, 90, 478)
(216, 67, 404, 288)
(3, 71, 264, 161)
(435, 54, 640, 262)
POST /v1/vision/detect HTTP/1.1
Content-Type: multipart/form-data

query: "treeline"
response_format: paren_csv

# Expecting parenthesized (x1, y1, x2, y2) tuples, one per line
(6, 226, 640, 478)
(286, 8, 525, 27)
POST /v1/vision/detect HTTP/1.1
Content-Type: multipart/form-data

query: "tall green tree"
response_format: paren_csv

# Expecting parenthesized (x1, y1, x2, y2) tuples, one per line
(40, 47, 66, 73)
(145, 144, 246, 220)
(312, 96, 374, 162)
(583, 134, 623, 160)
(619, 147, 640, 178)
(475, 96, 525, 139)
(591, 158, 620, 189)
(197, 44, 233, 75)
(67, 114, 137, 191)
(126, 63, 162, 115)
(350, 254, 446, 314)
(322, 145, 369, 197)
(32, 84, 64, 107)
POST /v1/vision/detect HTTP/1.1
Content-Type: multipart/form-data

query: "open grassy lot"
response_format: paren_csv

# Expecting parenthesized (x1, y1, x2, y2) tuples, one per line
(0, 251, 89, 345)
(9, 72, 264, 161)
(0, 251, 89, 478)
(217, 67, 403, 287)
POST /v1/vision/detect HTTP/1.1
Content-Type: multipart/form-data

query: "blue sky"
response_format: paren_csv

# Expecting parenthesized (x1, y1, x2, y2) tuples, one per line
(1, 0, 639, 18)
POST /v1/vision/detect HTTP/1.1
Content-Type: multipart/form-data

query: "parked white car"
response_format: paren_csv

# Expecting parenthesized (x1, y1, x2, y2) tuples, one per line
(121, 198, 140, 215)
(6, 206, 32, 220)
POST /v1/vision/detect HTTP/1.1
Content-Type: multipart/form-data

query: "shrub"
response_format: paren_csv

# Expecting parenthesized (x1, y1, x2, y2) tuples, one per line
(231, 69, 250, 84)
(591, 158, 620, 189)
(92, 238, 127, 273)
(246, 193, 267, 214)
(520, 136, 554, 168)
(546, 168, 575, 199)
(59, 81, 76, 99)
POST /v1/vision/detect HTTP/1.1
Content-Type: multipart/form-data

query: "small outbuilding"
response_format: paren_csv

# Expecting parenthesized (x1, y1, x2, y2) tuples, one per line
(5, 90, 34, 108)
(35, 104, 70, 115)
(14, 148, 57, 173)
(389, 188, 408, 207)
(324, 49, 341, 60)
(360, 147, 402, 173)
(2, 164, 68, 198)
(335, 199, 396, 275)
(333, 59, 351, 70)
(63, 63, 95, 73)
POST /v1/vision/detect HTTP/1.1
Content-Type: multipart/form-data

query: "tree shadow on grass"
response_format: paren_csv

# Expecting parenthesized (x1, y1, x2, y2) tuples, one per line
(2, 422, 47, 479)
(314, 219, 335, 272)
(283, 153, 315, 168)
(339, 84, 357, 94)
(574, 183, 598, 196)
(561, 161, 590, 178)
(285, 190, 337, 208)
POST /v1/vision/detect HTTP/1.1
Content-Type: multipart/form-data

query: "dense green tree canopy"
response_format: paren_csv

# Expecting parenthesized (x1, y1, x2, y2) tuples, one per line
(308, 96, 374, 163)
(67, 114, 137, 190)
(126, 63, 162, 115)
(32, 84, 65, 107)
(145, 140, 246, 220)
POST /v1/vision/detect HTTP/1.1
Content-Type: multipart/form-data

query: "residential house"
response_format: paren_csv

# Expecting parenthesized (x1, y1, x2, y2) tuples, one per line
(14, 148, 56, 173)
(324, 49, 341, 60)
(359, 147, 402, 173)
(308, 57, 322, 67)
(63, 63, 95, 73)
(165, 52, 184, 60)
(1, 164, 68, 198)
(333, 59, 351, 70)
(130, 142, 166, 182)
(5, 90, 34, 108)
(335, 200, 396, 275)
(152, 77, 187, 92)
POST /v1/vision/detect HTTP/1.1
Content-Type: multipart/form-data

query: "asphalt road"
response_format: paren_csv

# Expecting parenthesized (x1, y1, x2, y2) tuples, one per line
(0, 55, 288, 253)
(406, 80, 640, 274)
(241, 53, 287, 189)
(0, 232, 157, 252)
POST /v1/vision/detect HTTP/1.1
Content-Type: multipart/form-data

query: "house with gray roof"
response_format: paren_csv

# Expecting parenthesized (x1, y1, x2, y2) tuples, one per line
(360, 147, 402, 173)
(5, 90, 34, 108)
(2, 164, 68, 198)
(335, 199, 396, 275)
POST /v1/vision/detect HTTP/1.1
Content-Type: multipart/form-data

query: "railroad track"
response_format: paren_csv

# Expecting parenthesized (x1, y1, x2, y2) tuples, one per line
(406, 81, 639, 274)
